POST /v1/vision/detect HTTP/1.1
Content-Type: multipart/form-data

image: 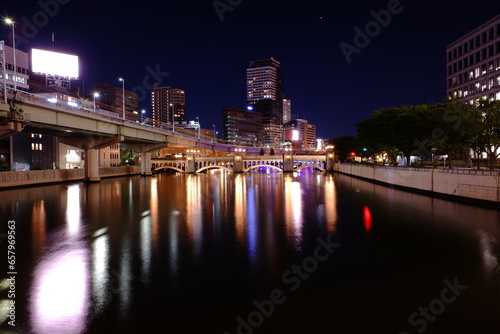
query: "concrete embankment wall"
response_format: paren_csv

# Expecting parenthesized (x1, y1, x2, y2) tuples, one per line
(336, 163, 500, 204)
(0, 166, 141, 189)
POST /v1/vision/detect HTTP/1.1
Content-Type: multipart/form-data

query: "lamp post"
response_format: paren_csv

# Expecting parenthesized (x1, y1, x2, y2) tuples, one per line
(195, 117, 200, 139)
(212, 124, 216, 141)
(141, 109, 145, 123)
(93, 92, 99, 112)
(119, 78, 125, 120)
(170, 103, 174, 132)
(5, 18, 16, 91)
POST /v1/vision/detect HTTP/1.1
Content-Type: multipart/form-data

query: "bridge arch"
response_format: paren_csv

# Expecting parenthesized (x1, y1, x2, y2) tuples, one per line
(196, 165, 233, 173)
(244, 164, 283, 173)
(295, 165, 326, 172)
(155, 166, 184, 173)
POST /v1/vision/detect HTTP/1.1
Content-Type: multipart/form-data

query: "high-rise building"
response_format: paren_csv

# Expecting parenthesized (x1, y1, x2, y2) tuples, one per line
(246, 58, 284, 144)
(87, 82, 138, 119)
(446, 14, 500, 103)
(283, 98, 291, 124)
(222, 106, 263, 145)
(151, 85, 186, 125)
(284, 119, 317, 150)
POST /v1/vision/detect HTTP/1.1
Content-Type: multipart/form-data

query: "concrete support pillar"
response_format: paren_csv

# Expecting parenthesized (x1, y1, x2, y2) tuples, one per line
(141, 152, 152, 176)
(84, 148, 100, 182)
(283, 152, 294, 173)
(326, 148, 335, 172)
(233, 153, 244, 173)
(186, 153, 196, 173)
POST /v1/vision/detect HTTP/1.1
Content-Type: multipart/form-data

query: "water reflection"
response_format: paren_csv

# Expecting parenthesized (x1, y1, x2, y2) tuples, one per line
(66, 185, 82, 237)
(31, 248, 90, 334)
(2, 171, 499, 333)
(186, 175, 203, 259)
(30, 184, 90, 334)
(284, 174, 303, 250)
(363, 206, 372, 232)
(478, 230, 500, 279)
(247, 181, 258, 264)
(31, 200, 47, 253)
(323, 174, 338, 232)
(140, 210, 152, 284)
(234, 174, 247, 247)
(91, 228, 109, 313)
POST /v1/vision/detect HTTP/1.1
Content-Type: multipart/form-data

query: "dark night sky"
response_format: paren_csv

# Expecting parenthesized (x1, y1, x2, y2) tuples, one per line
(1, 0, 499, 139)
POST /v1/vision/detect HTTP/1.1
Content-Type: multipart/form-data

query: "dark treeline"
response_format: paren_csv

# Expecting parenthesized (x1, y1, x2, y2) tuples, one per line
(330, 99, 500, 170)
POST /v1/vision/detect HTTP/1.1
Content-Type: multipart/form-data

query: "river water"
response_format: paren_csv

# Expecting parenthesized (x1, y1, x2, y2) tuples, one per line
(1, 170, 500, 334)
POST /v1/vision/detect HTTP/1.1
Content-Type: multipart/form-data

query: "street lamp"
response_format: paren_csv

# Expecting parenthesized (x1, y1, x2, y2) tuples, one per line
(170, 103, 174, 132)
(212, 124, 216, 140)
(5, 18, 16, 91)
(195, 117, 200, 139)
(141, 109, 145, 123)
(93, 92, 99, 112)
(119, 78, 125, 120)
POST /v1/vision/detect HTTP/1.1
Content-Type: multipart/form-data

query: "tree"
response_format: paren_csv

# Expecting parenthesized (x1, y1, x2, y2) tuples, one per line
(329, 136, 359, 161)
(422, 100, 473, 168)
(477, 99, 500, 170)
(269, 147, 275, 155)
(121, 147, 138, 166)
(259, 147, 265, 156)
(357, 105, 434, 165)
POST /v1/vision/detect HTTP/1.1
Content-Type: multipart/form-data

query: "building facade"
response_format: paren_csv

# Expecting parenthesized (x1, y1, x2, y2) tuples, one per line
(446, 14, 500, 103)
(0, 42, 30, 93)
(284, 119, 317, 150)
(222, 106, 263, 145)
(246, 58, 284, 145)
(283, 98, 291, 124)
(88, 82, 139, 119)
(151, 85, 186, 125)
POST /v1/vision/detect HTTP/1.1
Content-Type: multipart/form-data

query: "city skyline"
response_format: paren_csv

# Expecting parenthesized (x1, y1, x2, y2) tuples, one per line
(1, 0, 499, 139)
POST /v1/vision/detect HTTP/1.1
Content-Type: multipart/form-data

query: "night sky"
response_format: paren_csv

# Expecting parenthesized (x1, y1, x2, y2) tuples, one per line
(1, 0, 499, 139)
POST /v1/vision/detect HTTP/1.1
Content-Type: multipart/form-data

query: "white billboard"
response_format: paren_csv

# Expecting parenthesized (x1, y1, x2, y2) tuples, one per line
(31, 49, 79, 79)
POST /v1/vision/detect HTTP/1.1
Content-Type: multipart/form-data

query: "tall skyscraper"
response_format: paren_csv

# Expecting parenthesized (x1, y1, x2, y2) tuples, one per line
(151, 85, 186, 125)
(446, 14, 500, 103)
(246, 58, 284, 145)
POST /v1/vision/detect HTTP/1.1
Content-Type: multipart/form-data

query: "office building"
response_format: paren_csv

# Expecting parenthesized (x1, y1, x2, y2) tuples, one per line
(87, 82, 139, 119)
(222, 106, 263, 145)
(446, 14, 500, 103)
(246, 58, 284, 144)
(151, 85, 186, 125)
(0, 42, 29, 93)
(284, 119, 317, 150)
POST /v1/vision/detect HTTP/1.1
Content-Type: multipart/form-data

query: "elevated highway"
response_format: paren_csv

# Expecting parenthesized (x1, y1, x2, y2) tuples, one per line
(1, 89, 270, 181)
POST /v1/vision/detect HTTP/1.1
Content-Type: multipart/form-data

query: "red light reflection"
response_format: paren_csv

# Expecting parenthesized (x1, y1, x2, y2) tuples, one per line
(363, 206, 372, 231)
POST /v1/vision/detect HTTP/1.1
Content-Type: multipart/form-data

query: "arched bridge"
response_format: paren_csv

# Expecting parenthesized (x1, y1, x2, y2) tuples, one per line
(152, 155, 332, 173)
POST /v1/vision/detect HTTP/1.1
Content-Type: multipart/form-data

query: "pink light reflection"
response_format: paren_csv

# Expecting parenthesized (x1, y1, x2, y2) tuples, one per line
(30, 248, 90, 334)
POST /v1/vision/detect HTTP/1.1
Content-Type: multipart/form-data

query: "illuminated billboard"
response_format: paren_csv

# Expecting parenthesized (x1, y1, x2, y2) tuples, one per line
(31, 49, 79, 79)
